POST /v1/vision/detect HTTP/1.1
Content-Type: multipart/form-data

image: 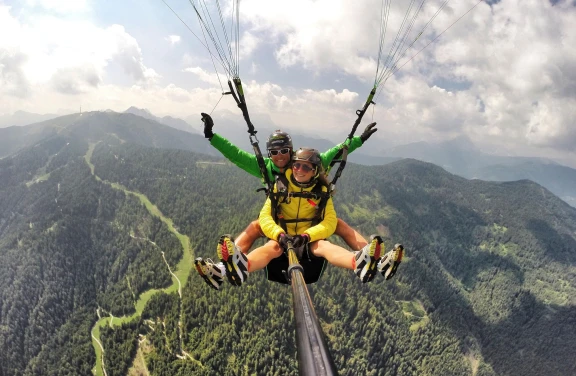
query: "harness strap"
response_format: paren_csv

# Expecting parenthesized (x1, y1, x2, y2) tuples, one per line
(273, 173, 331, 232)
(270, 191, 331, 201)
(282, 218, 317, 224)
(327, 146, 349, 189)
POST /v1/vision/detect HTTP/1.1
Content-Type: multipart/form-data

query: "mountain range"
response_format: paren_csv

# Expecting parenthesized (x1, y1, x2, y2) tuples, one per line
(124, 106, 199, 135)
(2, 110, 574, 208)
(382, 137, 576, 207)
(0, 110, 575, 375)
(0, 110, 62, 128)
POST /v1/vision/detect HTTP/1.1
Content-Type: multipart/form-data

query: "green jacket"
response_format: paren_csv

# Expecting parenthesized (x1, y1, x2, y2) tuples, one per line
(209, 133, 364, 182)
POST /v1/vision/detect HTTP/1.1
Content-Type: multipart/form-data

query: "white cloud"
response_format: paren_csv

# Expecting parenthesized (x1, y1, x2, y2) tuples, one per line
(249, 62, 258, 75)
(370, 76, 484, 145)
(303, 88, 358, 105)
(50, 64, 100, 94)
(0, 4, 159, 103)
(2, 0, 576, 164)
(236, 0, 576, 156)
(106, 25, 160, 84)
(224, 81, 362, 138)
(0, 6, 30, 98)
(165, 35, 181, 45)
(428, 0, 576, 153)
(239, 0, 417, 80)
(25, 0, 91, 13)
(0, 50, 30, 98)
(525, 97, 576, 149)
(239, 31, 260, 60)
(183, 66, 221, 86)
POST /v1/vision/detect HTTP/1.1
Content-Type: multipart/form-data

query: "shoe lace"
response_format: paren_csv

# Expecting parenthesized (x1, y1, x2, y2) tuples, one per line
(206, 258, 226, 274)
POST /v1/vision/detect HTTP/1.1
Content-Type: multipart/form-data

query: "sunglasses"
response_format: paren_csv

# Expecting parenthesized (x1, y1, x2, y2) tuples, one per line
(292, 162, 315, 173)
(269, 148, 290, 156)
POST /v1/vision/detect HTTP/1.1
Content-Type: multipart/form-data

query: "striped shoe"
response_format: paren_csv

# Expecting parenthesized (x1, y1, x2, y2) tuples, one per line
(217, 234, 248, 286)
(194, 257, 225, 290)
(354, 235, 383, 283)
(378, 243, 404, 280)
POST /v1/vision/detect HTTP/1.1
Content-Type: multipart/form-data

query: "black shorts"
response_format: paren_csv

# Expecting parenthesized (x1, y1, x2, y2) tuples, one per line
(265, 244, 327, 284)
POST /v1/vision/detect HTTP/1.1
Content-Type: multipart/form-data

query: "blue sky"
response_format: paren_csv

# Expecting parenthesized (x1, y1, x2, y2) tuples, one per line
(1, 0, 575, 167)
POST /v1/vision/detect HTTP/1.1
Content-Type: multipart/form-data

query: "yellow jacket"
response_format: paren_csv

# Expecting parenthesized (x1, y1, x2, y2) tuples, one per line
(259, 169, 337, 242)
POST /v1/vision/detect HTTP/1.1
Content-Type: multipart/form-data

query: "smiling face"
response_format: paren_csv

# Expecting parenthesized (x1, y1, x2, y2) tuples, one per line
(269, 147, 292, 170)
(292, 161, 316, 183)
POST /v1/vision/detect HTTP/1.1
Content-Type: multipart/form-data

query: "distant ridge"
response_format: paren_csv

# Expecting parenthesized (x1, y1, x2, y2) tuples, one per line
(0, 111, 213, 159)
(0, 110, 61, 128)
(124, 106, 198, 134)
(383, 137, 576, 207)
(1, 109, 573, 208)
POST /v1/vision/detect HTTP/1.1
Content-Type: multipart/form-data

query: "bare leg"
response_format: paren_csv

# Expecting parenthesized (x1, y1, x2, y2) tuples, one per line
(334, 218, 367, 251)
(247, 240, 283, 272)
(234, 219, 264, 254)
(309, 240, 355, 270)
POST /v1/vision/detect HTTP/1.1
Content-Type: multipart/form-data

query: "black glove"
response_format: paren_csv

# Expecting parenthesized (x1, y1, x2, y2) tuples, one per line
(360, 122, 377, 144)
(379, 243, 404, 280)
(292, 234, 310, 248)
(201, 112, 214, 140)
(277, 233, 294, 250)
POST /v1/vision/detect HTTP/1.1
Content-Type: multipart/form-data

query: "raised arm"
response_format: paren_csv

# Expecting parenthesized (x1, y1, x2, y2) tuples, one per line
(202, 113, 270, 179)
(319, 122, 378, 169)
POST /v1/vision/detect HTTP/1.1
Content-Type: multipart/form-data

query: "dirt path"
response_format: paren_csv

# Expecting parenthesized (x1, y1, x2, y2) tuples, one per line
(86, 143, 197, 375)
(130, 234, 182, 298)
(162, 251, 182, 298)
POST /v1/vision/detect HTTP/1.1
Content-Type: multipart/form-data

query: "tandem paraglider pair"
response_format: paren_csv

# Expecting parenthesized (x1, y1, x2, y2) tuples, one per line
(164, 0, 483, 372)
(162, 0, 483, 289)
(194, 113, 404, 289)
(161, 2, 489, 374)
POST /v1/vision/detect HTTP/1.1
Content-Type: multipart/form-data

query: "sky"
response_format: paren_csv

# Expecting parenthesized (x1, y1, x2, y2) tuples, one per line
(1, 0, 575, 167)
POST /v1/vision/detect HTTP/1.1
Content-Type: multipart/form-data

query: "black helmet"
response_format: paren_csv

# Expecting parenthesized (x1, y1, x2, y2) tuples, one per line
(266, 130, 293, 150)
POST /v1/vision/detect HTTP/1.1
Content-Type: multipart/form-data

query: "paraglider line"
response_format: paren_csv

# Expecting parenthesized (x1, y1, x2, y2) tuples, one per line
(209, 94, 225, 115)
(374, 0, 485, 101)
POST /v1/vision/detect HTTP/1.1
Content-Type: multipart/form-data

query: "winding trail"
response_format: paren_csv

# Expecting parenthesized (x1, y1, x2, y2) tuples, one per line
(91, 333, 108, 376)
(162, 251, 182, 298)
(130, 233, 182, 298)
(86, 143, 198, 375)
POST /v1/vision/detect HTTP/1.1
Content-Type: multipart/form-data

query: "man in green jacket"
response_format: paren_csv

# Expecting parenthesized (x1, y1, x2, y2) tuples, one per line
(203, 117, 368, 183)
(195, 113, 403, 289)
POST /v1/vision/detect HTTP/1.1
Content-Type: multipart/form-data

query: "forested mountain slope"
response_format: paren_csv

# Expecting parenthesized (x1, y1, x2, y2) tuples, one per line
(1, 132, 575, 375)
(0, 111, 213, 159)
(384, 138, 576, 208)
(4, 111, 572, 209)
(0, 136, 192, 375)
(473, 161, 576, 207)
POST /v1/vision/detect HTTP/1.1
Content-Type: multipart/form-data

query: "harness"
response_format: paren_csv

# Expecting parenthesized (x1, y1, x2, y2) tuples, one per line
(269, 173, 332, 231)
(265, 173, 332, 285)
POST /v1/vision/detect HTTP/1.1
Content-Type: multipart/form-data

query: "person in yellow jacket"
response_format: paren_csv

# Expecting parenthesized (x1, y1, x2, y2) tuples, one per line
(195, 148, 403, 289)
